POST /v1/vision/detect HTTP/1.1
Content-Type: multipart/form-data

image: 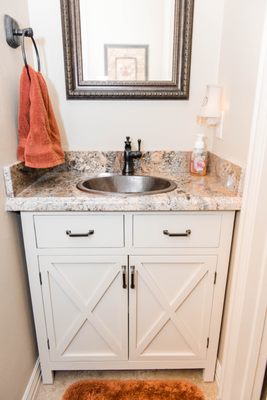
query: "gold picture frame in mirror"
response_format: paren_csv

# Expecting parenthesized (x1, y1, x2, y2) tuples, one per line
(60, 0, 194, 99)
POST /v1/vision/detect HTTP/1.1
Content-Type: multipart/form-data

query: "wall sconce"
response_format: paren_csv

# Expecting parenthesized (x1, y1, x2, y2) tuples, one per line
(197, 85, 224, 138)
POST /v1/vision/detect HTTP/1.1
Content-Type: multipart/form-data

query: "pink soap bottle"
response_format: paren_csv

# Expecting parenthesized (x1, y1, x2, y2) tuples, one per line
(190, 134, 208, 176)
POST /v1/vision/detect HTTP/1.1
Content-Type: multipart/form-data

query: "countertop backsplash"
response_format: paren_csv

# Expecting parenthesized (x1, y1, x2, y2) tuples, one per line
(4, 151, 243, 196)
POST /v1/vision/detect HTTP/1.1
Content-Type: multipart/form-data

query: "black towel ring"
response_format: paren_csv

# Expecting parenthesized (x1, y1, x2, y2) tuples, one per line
(21, 29, 41, 80)
(4, 15, 41, 81)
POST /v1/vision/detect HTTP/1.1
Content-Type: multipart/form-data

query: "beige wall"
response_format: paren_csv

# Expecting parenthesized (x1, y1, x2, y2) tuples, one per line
(213, 0, 267, 167)
(26, 0, 266, 165)
(27, 0, 224, 151)
(0, 2, 37, 400)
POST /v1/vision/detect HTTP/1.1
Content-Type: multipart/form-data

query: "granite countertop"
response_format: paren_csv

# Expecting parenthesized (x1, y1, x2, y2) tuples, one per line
(4, 151, 243, 212)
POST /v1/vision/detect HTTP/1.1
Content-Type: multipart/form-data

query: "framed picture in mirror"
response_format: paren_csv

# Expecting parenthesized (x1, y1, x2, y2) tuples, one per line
(104, 44, 148, 81)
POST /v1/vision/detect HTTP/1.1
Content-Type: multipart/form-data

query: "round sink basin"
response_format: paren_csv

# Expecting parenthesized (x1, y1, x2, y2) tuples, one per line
(77, 175, 177, 196)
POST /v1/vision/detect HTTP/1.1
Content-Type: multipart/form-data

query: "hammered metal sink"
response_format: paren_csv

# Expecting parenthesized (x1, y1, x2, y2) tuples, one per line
(77, 175, 177, 196)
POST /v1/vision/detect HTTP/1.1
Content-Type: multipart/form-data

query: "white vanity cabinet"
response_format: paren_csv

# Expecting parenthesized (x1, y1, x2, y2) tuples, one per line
(21, 211, 235, 384)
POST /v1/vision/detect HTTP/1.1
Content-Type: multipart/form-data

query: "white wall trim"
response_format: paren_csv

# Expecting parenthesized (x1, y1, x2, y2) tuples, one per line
(241, 239, 267, 399)
(252, 311, 267, 399)
(21, 359, 41, 400)
(215, 359, 222, 388)
(218, 4, 267, 399)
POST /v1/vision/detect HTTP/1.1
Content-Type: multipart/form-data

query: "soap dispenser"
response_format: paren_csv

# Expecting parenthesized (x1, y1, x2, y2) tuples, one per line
(190, 134, 208, 176)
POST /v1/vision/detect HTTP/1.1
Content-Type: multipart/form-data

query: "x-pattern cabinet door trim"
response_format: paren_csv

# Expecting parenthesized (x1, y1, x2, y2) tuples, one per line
(39, 255, 128, 362)
(129, 255, 217, 362)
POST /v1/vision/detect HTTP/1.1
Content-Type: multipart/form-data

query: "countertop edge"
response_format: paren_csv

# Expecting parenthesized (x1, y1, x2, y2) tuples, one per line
(5, 196, 242, 212)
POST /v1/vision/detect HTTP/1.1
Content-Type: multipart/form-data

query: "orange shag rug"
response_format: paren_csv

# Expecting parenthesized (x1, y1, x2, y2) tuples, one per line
(62, 379, 205, 400)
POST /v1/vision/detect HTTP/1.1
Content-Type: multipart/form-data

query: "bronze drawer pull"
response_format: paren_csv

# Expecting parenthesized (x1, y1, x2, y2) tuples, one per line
(163, 229, 191, 237)
(130, 266, 135, 289)
(66, 230, 94, 237)
(122, 265, 127, 289)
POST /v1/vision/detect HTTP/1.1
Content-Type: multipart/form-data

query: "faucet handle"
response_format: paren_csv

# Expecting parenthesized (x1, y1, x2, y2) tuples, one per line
(124, 136, 131, 150)
(138, 139, 141, 152)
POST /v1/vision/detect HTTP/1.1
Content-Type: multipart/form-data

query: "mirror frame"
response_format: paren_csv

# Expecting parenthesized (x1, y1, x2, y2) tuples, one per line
(60, 0, 194, 100)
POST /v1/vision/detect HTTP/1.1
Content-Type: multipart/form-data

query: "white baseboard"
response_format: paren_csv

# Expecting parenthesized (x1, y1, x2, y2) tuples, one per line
(22, 358, 41, 400)
(215, 360, 222, 400)
(215, 359, 222, 388)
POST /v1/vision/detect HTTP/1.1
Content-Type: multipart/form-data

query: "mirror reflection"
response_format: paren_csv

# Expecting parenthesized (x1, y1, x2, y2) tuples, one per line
(60, 0, 194, 99)
(80, 0, 175, 82)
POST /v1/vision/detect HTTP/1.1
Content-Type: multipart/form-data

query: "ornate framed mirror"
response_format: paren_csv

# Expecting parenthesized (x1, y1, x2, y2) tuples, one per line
(60, 0, 194, 99)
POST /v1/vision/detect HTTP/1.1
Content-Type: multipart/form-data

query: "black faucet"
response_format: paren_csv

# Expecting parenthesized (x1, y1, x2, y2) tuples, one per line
(122, 136, 142, 175)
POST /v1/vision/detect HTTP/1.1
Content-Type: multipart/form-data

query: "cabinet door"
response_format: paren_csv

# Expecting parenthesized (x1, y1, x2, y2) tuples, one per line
(129, 255, 216, 362)
(39, 255, 128, 362)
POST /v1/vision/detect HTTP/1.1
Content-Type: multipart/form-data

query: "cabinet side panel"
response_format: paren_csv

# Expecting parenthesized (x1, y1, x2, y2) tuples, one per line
(20, 212, 53, 383)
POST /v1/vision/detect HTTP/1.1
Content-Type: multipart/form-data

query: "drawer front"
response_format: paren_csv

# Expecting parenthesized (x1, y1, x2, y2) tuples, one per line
(132, 214, 222, 248)
(34, 215, 124, 248)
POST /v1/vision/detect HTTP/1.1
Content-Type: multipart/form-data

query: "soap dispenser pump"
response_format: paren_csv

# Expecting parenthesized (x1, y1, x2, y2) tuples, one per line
(190, 134, 208, 176)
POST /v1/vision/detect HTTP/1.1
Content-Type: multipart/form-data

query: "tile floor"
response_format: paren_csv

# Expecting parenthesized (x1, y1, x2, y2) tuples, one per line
(36, 369, 217, 400)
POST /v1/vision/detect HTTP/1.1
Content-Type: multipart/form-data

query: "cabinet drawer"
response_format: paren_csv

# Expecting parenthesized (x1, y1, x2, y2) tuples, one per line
(34, 215, 124, 248)
(132, 214, 222, 248)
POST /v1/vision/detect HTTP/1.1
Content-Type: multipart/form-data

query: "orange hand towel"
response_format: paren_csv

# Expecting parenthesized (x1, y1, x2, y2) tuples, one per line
(18, 66, 65, 168)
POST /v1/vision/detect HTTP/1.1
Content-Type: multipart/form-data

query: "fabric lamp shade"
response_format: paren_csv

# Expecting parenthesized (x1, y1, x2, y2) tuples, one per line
(198, 85, 222, 119)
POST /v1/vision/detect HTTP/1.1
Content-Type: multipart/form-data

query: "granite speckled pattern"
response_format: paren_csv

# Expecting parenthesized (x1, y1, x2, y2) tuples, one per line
(3, 162, 49, 197)
(4, 151, 242, 212)
(208, 152, 244, 194)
